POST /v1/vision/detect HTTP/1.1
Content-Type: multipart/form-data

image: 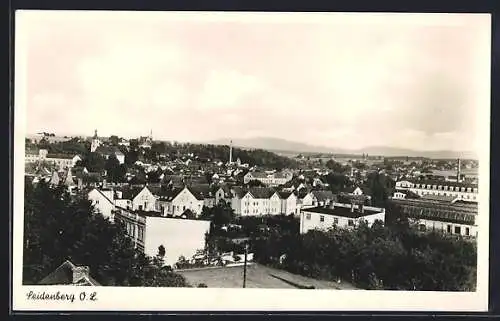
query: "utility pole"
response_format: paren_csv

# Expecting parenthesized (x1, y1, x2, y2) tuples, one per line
(243, 243, 249, 288)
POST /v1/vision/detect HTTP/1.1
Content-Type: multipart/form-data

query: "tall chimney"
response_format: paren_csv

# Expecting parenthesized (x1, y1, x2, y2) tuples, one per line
(360, 204, 364, 213)
(457, 158, 461, 182)
(229, 140, 233, 164)
(350, 203, 354, 213)
(72, 266, 90, 284)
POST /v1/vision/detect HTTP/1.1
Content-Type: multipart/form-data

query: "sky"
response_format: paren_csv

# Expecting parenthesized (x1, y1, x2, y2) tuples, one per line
(16, 11, 491, 152)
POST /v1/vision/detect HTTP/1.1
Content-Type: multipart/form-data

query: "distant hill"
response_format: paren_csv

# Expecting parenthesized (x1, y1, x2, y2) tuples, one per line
(207, 137, 477, 160)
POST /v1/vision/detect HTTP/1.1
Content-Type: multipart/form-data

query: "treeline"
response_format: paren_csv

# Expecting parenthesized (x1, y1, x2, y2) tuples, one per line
(252, 219, 476, 291)
(34, 137, 90, 156)
(23, 181, 189, 287)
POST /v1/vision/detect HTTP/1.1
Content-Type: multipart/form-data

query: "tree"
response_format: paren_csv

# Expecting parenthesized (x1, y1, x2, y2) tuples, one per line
(125, 149, 139, 166)
(23, 182, 189, 287)
(105, 155, 126, 183)
(253, 217, 477, 291)
(82, 153, 106, 173)
(200, 201, 235, 230)
(323, 173, 352, 193)
(109, 135, 119, 146)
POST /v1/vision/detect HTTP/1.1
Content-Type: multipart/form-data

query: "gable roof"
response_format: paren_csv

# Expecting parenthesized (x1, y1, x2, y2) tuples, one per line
(188, 184, 213, 200)
(278, 191, 294, 199)
(38, 260, 100, 286)
(46, 153, 75, 160)
(90, 188, 115, 205)
(247, 187, 277, 199)
(118, 186, 146, 200)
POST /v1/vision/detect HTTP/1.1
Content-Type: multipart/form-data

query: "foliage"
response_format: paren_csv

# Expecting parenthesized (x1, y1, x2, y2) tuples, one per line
(325, 160, 349, 174)
(37, 138, 90, 157)
(23, 182, 189, 287)
(322, 173, 353, 194)
(252, 219, 477, 291)
(105, 155, 126, 183)
(364, 172, 395, 207)
(79, 152, 107, 173)
(200, 201, 236, 231)
(109, 135, 120, 146)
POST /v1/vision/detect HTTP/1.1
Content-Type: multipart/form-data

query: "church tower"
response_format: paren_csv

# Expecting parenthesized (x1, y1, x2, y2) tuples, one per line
(91, 129, 101, 152)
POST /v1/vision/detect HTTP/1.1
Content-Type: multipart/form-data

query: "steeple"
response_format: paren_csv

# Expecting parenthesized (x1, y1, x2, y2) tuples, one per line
(91, 129, 101, 152)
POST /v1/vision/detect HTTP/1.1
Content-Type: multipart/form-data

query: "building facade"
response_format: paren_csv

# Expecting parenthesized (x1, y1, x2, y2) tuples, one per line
(390, 198, 478, 238)
(299, 203, 386, 234)
(395, 180, 478, 203)
(231, 187, 283, 216)
(243, 171, 293, 186)
(113, 208, 210, 266)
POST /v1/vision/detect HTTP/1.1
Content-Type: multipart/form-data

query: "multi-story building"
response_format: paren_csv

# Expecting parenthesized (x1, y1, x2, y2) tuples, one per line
(243, 171, 293, 187)
(113, 207, 210, 267)
(231, 187, 282, 216)
(44, 153, 81, 170)
(278, 191, 298, 216)
(156, 186, 205, 217)
(88, 188, 118, 221)
(390, 196, 478, 238)
(395, 179, 479, 203)
(299, 203, 386, 234)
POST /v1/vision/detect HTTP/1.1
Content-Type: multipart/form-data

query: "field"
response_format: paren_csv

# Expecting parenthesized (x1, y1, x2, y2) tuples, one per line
(178, 263, 358, 289)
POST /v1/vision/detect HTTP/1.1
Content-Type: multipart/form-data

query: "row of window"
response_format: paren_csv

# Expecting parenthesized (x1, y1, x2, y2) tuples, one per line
(400, 183, 477, 193)
(305, 213, 355, 226)
(418, 223, 473, 236)
(416, 190, 477, 200)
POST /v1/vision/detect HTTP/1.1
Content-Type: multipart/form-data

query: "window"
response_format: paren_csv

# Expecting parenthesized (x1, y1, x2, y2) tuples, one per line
(138, 205, 143, 211)
(320, 215, 325, 222)
(333, 218, 339, 225)
(454, 226, 461, 234)
(348, 220, 354, 226)
(306, 213, 311, 220)
(465, 227, 470, 236)
(447, 225, 452, 233)
(419, 224, 426, 232)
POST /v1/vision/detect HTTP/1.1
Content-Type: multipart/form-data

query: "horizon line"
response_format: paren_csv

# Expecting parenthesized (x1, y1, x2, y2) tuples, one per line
(25, 131, 476, 155)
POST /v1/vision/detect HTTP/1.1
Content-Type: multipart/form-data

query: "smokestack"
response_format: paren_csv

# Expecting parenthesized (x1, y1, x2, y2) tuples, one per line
(229, 140, 233, 164)
(350, 203, 354, 213)
(360, 204, 364, 213)
(457, 159, 461, 182)
(329, 202, 335, 210)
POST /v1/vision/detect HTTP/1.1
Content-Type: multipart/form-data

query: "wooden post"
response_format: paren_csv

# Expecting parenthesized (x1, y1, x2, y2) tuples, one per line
(243, 243, 249, 288)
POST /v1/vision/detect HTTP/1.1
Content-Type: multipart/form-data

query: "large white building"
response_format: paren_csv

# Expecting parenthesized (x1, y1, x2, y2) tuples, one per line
(113, 208, 210, 267)
(299, 203, 386, 234)
(231, 187, 282, 216)
(243, 171, 293, 187)
(390, 197, 478, 238)
(395, 179, 478, 203)
(156, 186, 206, 218)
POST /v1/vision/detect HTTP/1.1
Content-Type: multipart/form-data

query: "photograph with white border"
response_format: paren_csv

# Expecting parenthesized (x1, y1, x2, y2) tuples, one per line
(13, 10, 491, 312)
